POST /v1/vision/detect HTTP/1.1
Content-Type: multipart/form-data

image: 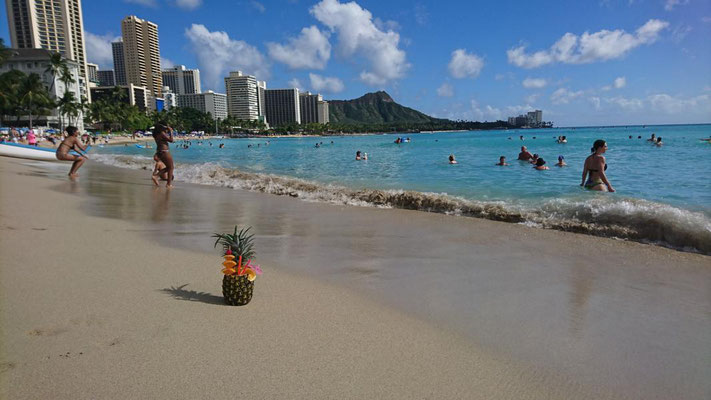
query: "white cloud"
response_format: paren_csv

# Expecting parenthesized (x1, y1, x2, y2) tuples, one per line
(606, 96, 644, 111)
(589, 96, 601, 110)
(648, 93, 710, 113)
(175, 0, 202, 9)
(522, 77, 547, 88)
(374, 18, 401, 32)
(507, 19, 669, 68)
(437, 82, 454, 97)
(602, 76, 626, 91)
(551, 88, 584, 104)
(414, 4, 428, 26)
(250, 1, 266, 13)
(310, 0, 409, 86)
(671, 24, 692, 43)
(161, 57, 175, 68)
(448, 49, 484, 79)
(267, 26, 331, 70)
(525, 93, 540, 104)
(124, 0, 157, 6)
(470, 100, 503, 121)
(665, 0, 689, 11)
(184, 24, 269, 90)
(288, 78, 305, 91)
(309, 73, 344, 93)
(85, 31, 121, 69)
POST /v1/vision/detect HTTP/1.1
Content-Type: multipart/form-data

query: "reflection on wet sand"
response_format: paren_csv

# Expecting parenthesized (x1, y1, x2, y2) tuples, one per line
(51, 161, 711, 400)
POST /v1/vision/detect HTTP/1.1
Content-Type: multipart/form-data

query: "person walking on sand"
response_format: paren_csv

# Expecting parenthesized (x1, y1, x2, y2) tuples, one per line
(56, 126, 89, 178)
(153, 123, 175, 188)
(581, 140, 615, 192)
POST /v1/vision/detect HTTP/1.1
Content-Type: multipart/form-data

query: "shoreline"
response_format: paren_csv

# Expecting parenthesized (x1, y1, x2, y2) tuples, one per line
(2, 157, 710, 399)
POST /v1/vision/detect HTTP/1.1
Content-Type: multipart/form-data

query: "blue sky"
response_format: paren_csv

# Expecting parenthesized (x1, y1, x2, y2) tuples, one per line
(2, 0, 710, 126)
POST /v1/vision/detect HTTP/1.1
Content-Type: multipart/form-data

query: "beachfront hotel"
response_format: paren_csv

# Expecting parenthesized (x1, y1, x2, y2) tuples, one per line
(90, 83, 148, 111)
(5, 0, 90, 101)
(111, 41, 127, 86)
(299, 92, 329, 124)
(121, 15, 162, 98)
(224, 71, 266, 124)
(1, 47, 85, 129)
(97, 69, 115, 87)
(162, 65, 201, 95)
(177, 90, 228, 120)
(264, 88, 301, 126)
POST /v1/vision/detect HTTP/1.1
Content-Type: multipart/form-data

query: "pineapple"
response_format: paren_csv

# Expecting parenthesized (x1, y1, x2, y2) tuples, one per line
(213, 226, 257, 306)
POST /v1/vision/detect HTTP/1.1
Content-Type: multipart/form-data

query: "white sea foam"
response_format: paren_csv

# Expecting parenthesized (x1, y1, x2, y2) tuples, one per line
(94, 154, 711, 254)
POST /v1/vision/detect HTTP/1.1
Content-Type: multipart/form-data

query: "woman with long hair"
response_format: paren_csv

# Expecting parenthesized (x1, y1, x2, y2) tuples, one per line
(581, 140, 615, 192)
(152, 123, 175, 188)
(56, 126, 89, 178)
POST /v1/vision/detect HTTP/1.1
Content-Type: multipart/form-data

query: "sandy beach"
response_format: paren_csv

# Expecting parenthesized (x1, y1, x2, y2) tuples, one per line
(1, 157, 709, 399)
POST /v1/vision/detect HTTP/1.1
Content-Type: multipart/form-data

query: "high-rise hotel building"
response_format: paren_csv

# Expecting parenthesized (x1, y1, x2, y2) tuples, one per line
(264, 88, 301, 126)
(121, 15, 162, 97)
(111, 41, 127, 85)
(5, 0, 89, 100)
(224, 71, 261, 122)
(162, 65, 201, 95)
(299, 92, 329, 124)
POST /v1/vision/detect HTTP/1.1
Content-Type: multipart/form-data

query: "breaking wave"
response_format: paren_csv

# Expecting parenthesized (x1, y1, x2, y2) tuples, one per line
(95, 154, 711, 255)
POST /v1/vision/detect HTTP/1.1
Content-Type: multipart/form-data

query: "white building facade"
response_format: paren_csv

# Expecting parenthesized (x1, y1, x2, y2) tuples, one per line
(177, 90, 227, 120)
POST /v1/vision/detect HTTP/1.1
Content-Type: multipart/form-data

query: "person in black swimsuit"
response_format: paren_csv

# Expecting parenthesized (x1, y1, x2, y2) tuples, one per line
(581, 139, 614, 192)
(56, 126, 89, 178)
(152, 123, 175, 188)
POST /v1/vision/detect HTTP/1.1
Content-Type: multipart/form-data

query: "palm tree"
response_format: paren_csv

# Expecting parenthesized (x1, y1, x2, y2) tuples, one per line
(44, 52, 66, 95)
(57, 91, 78, 130)
(0, 70, 26, 125)
(0, 38, 11, 66)
(18, 73, 52, 129)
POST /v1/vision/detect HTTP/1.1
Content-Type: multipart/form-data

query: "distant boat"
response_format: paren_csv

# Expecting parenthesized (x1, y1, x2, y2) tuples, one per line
(0, 142, 88, 162)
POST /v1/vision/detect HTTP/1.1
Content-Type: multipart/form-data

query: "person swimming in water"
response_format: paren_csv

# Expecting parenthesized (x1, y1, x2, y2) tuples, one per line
(655, 137, 663, 146)
(55, 126, 89, 178)
(581, 139, 615, 192)
(518, 146, 533, 161)
(449, 154, 457, 164)
(533, 158, 549, 170)
(530, 153, 539, 164)
(555, 155, 567, 167)
(647, 133, 656, 142)
(496, 156, 509, 166)
(355, 150, 362, 160)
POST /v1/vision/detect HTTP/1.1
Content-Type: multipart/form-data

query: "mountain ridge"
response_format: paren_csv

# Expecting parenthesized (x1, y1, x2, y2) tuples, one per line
(327, 91, 446, 125)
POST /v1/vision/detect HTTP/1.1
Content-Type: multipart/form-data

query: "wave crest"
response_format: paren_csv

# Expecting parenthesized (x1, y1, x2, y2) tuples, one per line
(94, 154, 711, 254)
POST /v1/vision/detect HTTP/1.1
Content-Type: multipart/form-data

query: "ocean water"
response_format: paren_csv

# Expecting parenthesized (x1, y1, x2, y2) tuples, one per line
(94, 124, 711, 254)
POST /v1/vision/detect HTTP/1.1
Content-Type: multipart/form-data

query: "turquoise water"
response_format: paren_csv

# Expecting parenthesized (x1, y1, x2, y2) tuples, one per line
(96, 124, 711, 253)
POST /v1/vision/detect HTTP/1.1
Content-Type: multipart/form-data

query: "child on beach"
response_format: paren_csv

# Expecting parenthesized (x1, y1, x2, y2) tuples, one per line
(55, 126, 89, 178)
(151, 154, 170, 186)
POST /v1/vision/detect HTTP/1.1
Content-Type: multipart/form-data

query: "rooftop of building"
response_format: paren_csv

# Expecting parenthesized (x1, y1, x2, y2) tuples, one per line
(6, 48, 79, 66)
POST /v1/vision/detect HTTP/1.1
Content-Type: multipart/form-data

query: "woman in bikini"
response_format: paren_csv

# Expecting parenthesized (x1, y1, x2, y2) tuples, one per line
(152, 123, 175, 188)
(56, 126, 89, 178)
(581, 139, 615, 192)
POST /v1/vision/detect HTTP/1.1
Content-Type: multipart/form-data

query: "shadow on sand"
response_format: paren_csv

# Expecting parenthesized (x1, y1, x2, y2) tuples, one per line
(159, 284, 225, 306)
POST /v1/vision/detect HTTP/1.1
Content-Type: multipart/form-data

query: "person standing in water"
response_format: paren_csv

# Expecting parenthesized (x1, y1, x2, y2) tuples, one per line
(581, 140, 615, 192)
(55, 126, 89, 178)
(153, 123, 175, 188)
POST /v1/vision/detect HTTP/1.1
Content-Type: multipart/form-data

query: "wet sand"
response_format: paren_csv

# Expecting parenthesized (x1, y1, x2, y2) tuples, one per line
(1, 158, 709, 399)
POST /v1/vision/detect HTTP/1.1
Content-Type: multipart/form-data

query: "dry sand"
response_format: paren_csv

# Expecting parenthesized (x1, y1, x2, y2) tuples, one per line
(1, 157, 709, 399)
